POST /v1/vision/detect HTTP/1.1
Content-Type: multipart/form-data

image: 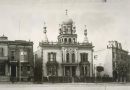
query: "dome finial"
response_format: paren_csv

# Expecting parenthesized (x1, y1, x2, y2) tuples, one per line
(65, 9, 68, 15)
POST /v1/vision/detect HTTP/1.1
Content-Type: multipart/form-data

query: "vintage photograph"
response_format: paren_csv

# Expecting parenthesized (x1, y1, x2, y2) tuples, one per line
(0, 0, 130, 90)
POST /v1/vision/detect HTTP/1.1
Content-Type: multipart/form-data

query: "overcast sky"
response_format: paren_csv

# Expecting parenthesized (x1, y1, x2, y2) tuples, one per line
(0, 0, 130, 52)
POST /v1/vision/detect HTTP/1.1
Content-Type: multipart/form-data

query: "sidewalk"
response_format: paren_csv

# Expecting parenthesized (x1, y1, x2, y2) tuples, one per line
(0, 81, 129, 85)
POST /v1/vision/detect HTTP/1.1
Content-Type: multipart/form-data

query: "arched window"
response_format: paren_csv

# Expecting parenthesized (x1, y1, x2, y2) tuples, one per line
(64, 38, 67, 43)
(66, 53, 69, 63)
(69, 38, 71, 43)
(72, 53, 75, 63)
(73, 38, 75, 43)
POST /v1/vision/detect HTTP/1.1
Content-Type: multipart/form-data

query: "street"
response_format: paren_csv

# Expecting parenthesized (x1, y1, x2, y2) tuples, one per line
(0, 83, 130, 90)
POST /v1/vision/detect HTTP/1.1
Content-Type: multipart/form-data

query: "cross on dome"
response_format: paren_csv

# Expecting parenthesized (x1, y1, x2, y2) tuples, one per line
(65, 9, 68, 15)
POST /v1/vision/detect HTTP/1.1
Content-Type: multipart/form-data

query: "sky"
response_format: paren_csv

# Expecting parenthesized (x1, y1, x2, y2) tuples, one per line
(0, 0, 130, 52)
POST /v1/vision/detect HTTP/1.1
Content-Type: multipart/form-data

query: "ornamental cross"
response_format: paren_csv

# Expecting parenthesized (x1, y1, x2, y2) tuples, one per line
(65, 9, 68, 15)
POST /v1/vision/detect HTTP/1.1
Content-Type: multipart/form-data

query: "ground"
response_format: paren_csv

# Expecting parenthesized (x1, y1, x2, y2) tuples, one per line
(0, 82, 130, 90)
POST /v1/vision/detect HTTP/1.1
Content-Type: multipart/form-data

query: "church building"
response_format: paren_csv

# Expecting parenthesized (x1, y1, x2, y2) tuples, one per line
(35, 11, 94, 79)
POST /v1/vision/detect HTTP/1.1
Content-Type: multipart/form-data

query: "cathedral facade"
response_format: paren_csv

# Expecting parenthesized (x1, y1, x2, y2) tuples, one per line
(35, 12, 94, 79)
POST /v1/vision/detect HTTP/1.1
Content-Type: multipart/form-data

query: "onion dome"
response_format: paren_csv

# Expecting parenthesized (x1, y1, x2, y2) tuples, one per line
(61, 9, 73, 25)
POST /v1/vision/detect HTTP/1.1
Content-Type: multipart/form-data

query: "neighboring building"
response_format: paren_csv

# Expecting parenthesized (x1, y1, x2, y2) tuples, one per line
(93, 41, 128, 81)
(127, 55, 130, 81)
(35, 12, 94, 79)
(0, 35, 33, 81)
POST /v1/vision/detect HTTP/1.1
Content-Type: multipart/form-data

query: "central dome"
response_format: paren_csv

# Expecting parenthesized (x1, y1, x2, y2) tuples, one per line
(61, 14, 73, 25)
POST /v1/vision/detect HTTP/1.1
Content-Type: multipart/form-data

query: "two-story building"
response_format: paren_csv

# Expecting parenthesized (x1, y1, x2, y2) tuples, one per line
(0, 35, 33, 81)
(35, 12, 94, 80)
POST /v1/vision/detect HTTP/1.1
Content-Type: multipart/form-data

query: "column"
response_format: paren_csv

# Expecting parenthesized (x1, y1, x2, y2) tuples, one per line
(19, 62, 21, 81)
(5, 63, 8, 76)
(76, 49, 80, 76)
(16, 66, 17, 78)
(70, 52, 72, 63)
(63, 66, 65, 76)
(84, 65, 85, 76)
(10, 65, 11, 76)
(70, 66, 72, 77)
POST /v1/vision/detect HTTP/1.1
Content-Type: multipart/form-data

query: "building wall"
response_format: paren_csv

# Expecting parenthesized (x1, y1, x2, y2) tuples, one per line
(78, 49, 93, 76)
(38, 46, 94, 77)
(8, 41, 33, 81)
(93, 48, 113, 77)
(0, 45, 8, 58)
(0, 44, 9, 77)
(42, 47, 62, 76)
(104, 49, 113, 77)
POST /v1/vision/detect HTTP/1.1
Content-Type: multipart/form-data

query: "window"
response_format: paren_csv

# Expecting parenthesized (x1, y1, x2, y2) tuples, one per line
(66, 53, 69, 63)
(73, 38, 75, 43)
(80, 66, 88, 76)
(64, 38, 67, 43)
(20, 50, 28, 62)
(94, 55, 98, 60)
(80, 53, 88, 62)
(72, 53, 75, 63)
(69, 38, 71, 43)
(48, 52, 56, 61)
(27, 66, 30, 71)
(11, 51, 15, 61)
(0, 48, 4, 57)
(47, 66, 57, 76)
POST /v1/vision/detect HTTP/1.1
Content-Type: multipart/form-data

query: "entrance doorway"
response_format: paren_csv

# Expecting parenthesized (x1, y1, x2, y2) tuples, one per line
(0, 63, 5, 75)
(11, 65, 16, 77)
(64, 66, 76, 77)
(72, 66, 76, 77)
(65, 66, 70, 76)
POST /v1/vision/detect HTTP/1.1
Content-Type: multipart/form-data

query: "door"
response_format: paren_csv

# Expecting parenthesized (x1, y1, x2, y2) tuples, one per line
(72, 66, 76, 77)
(11, 65, 16, 77)
(0, 63, 5, 75)
(65, 66, 70, 76)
